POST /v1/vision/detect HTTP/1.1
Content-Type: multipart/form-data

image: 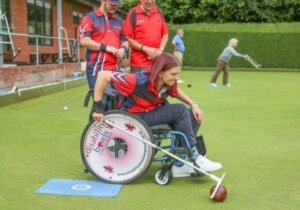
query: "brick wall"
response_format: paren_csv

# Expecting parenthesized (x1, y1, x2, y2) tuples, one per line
(0, 63, 82, 90)
(9, 0, 91, 64)
(11, 0, 30, 62)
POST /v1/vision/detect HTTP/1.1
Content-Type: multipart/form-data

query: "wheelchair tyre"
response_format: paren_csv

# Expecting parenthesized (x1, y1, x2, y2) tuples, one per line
(154, 169, 173, 185)
(81, 110, 155, 184)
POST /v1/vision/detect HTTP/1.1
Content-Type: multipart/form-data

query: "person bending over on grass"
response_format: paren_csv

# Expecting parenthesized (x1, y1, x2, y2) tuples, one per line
(92, 52, 222, 173)
(210, 38, 249, 87)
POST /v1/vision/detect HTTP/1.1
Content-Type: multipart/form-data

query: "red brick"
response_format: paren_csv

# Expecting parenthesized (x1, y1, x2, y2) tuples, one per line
(9, 0, 92, 64)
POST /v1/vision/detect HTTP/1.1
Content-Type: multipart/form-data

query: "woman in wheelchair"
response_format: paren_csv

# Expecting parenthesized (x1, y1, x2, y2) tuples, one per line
(92, 52, 222, 173)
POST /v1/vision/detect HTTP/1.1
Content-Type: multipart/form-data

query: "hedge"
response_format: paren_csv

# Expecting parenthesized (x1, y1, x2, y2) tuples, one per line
(120, 0, 300, 23)
(166, 24, 300, 69)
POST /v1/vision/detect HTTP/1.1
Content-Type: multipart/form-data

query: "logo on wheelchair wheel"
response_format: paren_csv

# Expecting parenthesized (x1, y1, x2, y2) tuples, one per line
(104, 121, 114, 130)
(125, 122, 135, 132)
(103, 164, 114, 173)
(85, 123, 113, 156)
(72, 184, 92, 191)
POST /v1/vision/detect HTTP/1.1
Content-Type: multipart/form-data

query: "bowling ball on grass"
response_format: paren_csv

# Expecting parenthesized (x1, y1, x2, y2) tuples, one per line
(210, 185, 227, 202)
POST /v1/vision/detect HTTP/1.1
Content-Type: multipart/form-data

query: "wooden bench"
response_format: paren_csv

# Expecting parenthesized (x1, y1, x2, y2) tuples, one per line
(30, 53, 77, 64)
(30, 53, 53, 64)
(51, 53, 75, 63)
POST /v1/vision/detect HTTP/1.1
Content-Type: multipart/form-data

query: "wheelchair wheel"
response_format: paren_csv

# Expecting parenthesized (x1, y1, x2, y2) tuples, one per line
(154, 169, 173, 185)
(81, 110, 155, 184)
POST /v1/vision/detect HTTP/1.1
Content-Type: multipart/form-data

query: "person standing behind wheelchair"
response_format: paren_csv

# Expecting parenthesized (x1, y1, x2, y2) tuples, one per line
(78, 0, 129, 118)
(92, 53, 222, 172)
(125, 0, 169, 73)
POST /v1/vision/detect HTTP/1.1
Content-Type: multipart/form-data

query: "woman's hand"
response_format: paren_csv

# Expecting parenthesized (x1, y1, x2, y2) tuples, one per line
(192, 105, 203, 123)
(92, 112, 105, 122)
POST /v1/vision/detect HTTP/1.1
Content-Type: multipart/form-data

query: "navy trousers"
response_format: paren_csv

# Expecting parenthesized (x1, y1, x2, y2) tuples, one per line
(136, 103, 200, 146)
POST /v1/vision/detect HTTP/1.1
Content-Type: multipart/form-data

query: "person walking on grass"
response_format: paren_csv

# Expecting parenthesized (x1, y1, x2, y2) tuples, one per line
(210, 38, 248, 87)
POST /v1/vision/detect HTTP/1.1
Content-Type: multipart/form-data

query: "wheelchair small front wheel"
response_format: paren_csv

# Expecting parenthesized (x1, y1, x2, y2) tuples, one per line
(154, 169, 173, 185)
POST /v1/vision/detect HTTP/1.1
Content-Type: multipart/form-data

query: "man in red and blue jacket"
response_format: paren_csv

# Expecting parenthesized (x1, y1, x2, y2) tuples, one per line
(79, 0, 129, 90)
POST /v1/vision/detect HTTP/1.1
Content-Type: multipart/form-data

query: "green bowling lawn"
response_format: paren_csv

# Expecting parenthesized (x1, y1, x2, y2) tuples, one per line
(0, 70, 299, 210)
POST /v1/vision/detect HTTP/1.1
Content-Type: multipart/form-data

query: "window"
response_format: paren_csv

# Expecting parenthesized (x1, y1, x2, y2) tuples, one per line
(0, 0, 12, 52)
(0, 0, 11, 25)
(27, 0, 52, 46)
(73, 11, 84, 24)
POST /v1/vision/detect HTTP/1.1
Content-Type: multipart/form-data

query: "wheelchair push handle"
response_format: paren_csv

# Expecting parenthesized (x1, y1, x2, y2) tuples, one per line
(84, 89, 94, 107)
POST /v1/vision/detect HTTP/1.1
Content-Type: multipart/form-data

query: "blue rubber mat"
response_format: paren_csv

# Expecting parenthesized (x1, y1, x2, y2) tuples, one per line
(36, 178, 122, 197)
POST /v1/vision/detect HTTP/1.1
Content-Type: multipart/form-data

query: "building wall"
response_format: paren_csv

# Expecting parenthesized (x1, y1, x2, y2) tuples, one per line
(0, 63, 82, 90)
(11, 0, 30, 62)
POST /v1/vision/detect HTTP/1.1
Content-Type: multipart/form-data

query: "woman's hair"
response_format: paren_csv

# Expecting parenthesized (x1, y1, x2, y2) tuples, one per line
(228, 38, 238, 46)
(149, 53, 180, 85)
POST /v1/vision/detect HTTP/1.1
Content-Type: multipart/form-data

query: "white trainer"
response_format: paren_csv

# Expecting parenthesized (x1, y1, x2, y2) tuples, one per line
(210, 83, 217, 87)
(224, 83, 231, 87)
(195, 155, 222, 172)
(171, 163, 195, 177)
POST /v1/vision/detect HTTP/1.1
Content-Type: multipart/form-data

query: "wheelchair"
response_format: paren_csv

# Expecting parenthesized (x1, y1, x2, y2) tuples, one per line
(81, 92, 226, 199)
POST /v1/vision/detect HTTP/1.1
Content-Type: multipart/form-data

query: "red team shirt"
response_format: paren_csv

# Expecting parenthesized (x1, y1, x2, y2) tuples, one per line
(79, 8, 126, 76)
(125, 4, 168, 69)
(110, 71, 178, 113)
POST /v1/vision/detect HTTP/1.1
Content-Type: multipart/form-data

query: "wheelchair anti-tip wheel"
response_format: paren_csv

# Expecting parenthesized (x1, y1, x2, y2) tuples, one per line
(154, 169, 173, 185)
(81, 110, 155, 183)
